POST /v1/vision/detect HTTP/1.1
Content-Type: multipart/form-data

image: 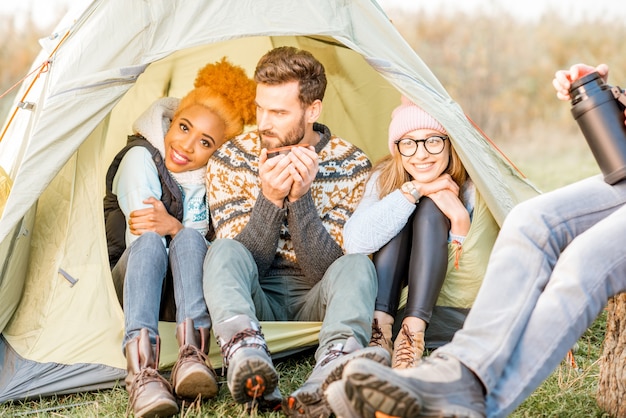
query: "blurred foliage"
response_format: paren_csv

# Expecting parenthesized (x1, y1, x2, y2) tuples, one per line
(0, 12, 52, 119)
(1, 7, 625, 143)
(385, 8, 626, 140)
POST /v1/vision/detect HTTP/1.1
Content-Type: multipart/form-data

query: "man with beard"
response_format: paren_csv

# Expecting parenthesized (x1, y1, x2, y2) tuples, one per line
(202, 46, 391, 417)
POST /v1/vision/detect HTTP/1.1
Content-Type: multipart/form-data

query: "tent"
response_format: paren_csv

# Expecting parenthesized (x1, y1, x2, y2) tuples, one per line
(0, 0, 540, 402)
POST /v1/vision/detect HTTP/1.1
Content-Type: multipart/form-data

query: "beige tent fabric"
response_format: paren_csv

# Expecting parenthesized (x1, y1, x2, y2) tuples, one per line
(0, 0, 540, 401)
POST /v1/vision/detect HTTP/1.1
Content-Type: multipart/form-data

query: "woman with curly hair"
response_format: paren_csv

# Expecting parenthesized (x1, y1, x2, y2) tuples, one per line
(103, 58, 256, 417)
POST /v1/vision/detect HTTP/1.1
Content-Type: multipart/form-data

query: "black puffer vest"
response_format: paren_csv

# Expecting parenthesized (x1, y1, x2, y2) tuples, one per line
(103, 135, 184, 269)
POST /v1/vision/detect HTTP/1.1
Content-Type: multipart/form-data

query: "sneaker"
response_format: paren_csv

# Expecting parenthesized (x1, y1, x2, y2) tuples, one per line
(325, 380, 360, 418)
(216, 317, 279, 404)
(283, 336, 391, 417)
(343, 351, 486, 418)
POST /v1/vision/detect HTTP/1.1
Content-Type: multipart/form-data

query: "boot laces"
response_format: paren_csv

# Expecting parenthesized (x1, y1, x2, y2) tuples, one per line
(171, 344, 211, 379)
(219, 328, 270, 368)
(318, 343, 347, 368)
(393, 324, 422, 367)
(369, 319, 387, 348)
(125, 367, 171, 417)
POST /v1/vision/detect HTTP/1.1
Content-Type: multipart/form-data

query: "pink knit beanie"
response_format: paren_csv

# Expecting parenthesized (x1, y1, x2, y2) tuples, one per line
(388, 96, 447, 154)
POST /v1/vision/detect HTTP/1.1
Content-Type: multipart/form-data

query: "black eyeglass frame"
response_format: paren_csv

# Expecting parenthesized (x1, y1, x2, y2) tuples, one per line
(394, 135, 449, 157)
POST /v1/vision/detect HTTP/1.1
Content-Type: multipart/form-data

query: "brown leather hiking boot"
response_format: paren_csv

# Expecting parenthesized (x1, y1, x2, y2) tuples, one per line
(170, 318, 219, 400)
(125, 328, 178, 418)
(369, 318, 393, 358)
(392, 323, 425, 369)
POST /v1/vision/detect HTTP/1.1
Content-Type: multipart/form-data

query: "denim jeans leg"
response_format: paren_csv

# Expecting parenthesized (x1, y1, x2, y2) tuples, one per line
(121, 231, 168, 349)
(169, 227, 210, 329)
(439, 175, 626, 394)
(296, 253, 377, 361)
(486, 201, 626, 417)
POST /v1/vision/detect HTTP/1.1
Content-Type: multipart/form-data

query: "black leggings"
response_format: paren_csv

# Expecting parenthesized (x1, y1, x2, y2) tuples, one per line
(372, 197, 450, 324)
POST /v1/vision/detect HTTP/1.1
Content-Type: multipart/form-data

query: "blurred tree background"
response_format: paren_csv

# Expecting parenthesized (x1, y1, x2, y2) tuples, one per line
(0, 11, 52, 120)
(1, 5, 625, 188)
(385, 6, 626, 139)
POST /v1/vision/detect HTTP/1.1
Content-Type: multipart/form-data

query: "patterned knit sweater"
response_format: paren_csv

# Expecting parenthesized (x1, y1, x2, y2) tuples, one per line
(206, 123, 372, 285)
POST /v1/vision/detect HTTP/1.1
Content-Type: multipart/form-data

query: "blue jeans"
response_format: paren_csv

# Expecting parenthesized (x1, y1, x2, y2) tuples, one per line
(112, 228, 210, 349)
(203, 238, 377, 361)
(438, 175, 626, 417)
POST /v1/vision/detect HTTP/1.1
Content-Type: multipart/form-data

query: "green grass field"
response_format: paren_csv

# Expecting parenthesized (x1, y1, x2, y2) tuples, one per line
(0, 318, 610, 417)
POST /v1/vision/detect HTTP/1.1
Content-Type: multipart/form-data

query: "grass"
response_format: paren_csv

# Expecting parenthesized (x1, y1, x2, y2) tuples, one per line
(0, 128, 614, 417)
(495, 124, 601, 193)
(0, 352, 316, 417)
(511, 312, 610, 418)
(0, 317, 609, 417)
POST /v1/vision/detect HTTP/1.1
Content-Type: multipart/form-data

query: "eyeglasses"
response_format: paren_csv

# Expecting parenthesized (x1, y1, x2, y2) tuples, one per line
(395, 135, 448, 157)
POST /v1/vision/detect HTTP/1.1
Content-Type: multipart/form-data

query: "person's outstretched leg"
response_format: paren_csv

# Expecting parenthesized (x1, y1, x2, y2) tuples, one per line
(338, 175, 626, 418)
(487, 203, 626, 417)
(443, 176, 626, 390)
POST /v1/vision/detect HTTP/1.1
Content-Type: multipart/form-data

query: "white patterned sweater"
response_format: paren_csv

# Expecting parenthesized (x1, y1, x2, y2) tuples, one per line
(206, 123, 372, 285)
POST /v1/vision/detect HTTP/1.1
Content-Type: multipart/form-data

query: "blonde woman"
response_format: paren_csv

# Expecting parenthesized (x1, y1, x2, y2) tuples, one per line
(344, 97, 496, 369)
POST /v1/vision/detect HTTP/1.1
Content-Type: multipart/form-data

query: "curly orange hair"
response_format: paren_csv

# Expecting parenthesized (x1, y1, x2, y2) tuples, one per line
(176, 58, 256, 139)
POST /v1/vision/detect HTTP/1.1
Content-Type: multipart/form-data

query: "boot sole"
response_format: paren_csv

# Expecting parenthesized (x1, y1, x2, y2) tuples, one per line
(298, 349, 391, 405)
(282, 395, 333, 418)
(345, 360, 484, 418)
(285, 348, 391, 416)
(135, 399, 179, 418)
(324, 380, 360, 418)
(321, 349, 390, 393)
(345, 366, 422, 418)
(231, 356, 278, 404)
(175, 368, 219, 399)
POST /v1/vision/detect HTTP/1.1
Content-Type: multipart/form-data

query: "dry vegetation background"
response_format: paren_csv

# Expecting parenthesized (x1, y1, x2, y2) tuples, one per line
(2, 6, 626, 191)
(0, 13, 49, 121)
(0, 4, 624, 417)
(385, 6, 626, 191)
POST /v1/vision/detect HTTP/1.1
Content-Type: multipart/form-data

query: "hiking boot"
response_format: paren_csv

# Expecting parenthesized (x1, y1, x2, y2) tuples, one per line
(369, 318, 393, 358)
(215, 315, 278, 404)
(171, 318, 219, 400)
(325, 380, 360, 418)
(392, 323, 425, 369)
(124, 328, 179, 418)
(343, 351, 486, 418)
(283, 336, 391, 417)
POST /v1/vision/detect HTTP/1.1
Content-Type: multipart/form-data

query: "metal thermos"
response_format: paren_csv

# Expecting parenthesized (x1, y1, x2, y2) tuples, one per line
(569, 71, 626, 184)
